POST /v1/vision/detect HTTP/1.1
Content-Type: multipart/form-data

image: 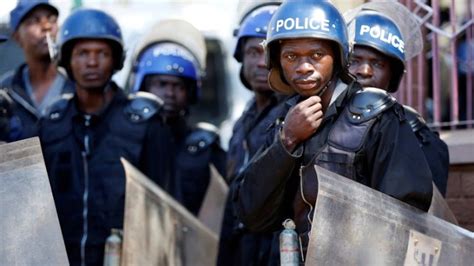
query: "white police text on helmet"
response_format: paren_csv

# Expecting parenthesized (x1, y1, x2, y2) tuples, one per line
(359, 25, 405, 54)
(275, 17, 330, 33)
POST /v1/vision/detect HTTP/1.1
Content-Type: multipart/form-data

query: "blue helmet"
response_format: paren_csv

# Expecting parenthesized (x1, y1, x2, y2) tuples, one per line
(233, 4, 279, 62)
(265, 0, 350, 94)
(132, 42, 201, 104)
(350, 10, 405, 92)
(57, 8, 124, 72)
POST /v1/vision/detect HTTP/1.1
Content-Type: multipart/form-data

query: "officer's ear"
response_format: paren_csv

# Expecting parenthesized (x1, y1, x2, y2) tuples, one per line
(12, 31, 23, 48)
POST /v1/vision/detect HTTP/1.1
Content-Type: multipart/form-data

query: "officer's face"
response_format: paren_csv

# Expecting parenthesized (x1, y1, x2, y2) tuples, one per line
(242, 37, 271, 93)
(349, 45, 393, 91)
(14, 7, 58, 60)
(143, 74, 188, 118)
(70, 40, 114, 91)
(280, 38, 335, 97)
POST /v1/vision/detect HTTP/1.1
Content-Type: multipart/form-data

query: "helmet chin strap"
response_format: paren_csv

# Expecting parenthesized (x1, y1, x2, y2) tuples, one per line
(316, 69, 339, 97)
(317, 80, 331, 97)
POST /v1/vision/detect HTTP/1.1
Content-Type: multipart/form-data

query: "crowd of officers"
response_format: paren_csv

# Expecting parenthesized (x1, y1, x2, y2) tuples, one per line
(0, 0, 449, 265)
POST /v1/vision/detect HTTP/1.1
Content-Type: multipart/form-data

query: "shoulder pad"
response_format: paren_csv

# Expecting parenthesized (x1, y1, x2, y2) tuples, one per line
(124, 91, 163, 123)
(0, 70, 14, 88)
(46, 93, 74, 121)
(348, 87, 396, 123)
(403, 105, 426, 132)
(185, 122, 220, 154)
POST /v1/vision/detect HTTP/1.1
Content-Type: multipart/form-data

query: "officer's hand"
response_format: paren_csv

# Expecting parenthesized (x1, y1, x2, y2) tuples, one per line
(280, 96, 323, 152)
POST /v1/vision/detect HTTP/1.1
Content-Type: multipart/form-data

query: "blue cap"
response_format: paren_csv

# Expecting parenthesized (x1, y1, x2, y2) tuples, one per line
(0, 35, 7, 43)
(9, 0, 58, 32)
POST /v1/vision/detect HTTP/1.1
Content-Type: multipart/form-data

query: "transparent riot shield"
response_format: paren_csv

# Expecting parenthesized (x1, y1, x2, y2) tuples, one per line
(428, 183, 458, 225)
(0, 138, 68, 265)
(198, 164, 229, 236)
(305, 166, 474, 266)
(121, 159, 218, 266)
(131, 19, 207, 73)
(236, 0, 282, 24)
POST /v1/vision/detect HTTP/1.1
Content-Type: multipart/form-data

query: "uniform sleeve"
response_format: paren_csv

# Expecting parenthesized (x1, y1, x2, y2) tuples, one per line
(236, 130, 300, 232)
(365, 110, 433, 211)
(211, 142, 227, 179)
(419, 128, 449, 196)
(140, 117, 181, 201)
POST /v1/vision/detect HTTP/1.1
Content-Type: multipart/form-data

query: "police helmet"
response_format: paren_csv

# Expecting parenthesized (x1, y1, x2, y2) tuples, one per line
(57, 8, 124, 73)
(133, 42, 201, 104)
(349, 10, 405, 92)
(233, 4, 279, 62)
(265, 0, 350, 94)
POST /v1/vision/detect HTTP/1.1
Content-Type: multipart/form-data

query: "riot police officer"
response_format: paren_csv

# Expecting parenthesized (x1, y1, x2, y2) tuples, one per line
(219, 2, 282, 265)
(39, 9, 176, 265)
(0, 0, 74, 142)
(236, 0, 433, 260)
(346, 2, 449, 195)
(130, 19, 226, 215)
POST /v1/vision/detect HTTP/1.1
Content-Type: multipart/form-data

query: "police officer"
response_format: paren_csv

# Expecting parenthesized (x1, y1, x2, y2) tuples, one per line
(39, 9, 176, 265)
(131, 19, 226, 215)
(346, 2, 449, 195)
(236, 0, 433, 260)
(219, 2, 282, 266)
(0, 0, 74, 142)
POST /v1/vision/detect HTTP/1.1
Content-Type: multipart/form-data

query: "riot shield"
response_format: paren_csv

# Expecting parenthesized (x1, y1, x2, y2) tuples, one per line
(131, 19, 206, 73)
(305, 166, 474, 266)
(198, 164, 229, 236)
(236, 0, 282, 24)
(0, 138, 68, 265)
(428, 183, 458, 225)
(121, 159, 218, 266)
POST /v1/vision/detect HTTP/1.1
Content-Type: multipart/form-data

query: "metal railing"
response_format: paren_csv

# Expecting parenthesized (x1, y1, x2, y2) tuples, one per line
(394, 0, 474, 130)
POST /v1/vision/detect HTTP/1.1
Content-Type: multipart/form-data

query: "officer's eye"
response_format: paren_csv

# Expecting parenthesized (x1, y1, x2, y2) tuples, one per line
(24, 16, 39, 25)
(98, 50, 111, 58)
(284, 53, 296, 61)
(373, 61, 385, 68)
(48, 15, 58, 24)
(349, 58, 359, 65)
(312, 52, 323, 59)
(246, 48, 259, 57)
(78, 50, 88, 57)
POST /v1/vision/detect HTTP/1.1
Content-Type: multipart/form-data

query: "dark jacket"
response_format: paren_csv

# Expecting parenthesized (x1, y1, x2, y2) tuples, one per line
(218, 95, 286, 266)
(40, 84, 176, 266)
(403, 106, 450, 196)
(236, 80, 433, 256)
(170, 118, 227, 215)
(0, 63, 74, 141)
